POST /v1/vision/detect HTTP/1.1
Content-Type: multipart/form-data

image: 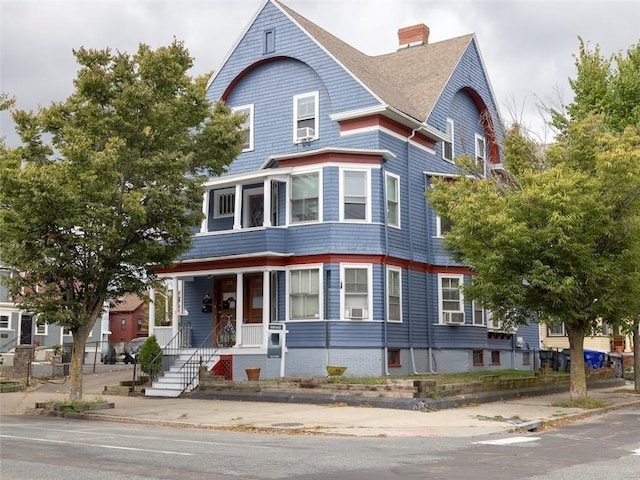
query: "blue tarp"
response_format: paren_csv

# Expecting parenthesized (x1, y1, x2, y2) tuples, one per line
(583, 349, 606, 369)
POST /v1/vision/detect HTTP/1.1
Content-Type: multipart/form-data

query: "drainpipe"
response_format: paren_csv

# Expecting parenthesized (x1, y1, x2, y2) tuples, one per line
(424, 173, 436, 374)
(382, 161, 390, 376)
(407, 128, 436, 375)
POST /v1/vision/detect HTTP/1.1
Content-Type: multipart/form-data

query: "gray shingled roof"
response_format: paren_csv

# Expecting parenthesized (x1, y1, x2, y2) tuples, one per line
(276, 0, 473, 122)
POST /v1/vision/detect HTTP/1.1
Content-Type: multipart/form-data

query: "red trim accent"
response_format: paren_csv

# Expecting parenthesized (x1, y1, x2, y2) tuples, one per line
(221, 56, 293, 102)
(157, 253, 474, 276)
(277, 151, 384, 168)
(338, 114, 436, 150)
(460, 87, 500, 164)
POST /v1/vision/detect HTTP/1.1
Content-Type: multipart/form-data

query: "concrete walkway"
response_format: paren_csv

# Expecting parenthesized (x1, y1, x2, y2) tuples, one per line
(2, 368, 639, 438)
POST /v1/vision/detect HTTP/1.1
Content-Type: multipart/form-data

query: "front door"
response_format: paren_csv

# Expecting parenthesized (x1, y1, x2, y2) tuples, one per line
(214, 276, 237, 347)
(244, 274, 263, 324)
(248, 194, 264, 227)
(20, 314, 32, 345)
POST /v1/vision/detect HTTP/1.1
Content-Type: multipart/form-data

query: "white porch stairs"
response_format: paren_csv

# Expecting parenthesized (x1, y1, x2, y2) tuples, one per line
(144, 351, 218, 398)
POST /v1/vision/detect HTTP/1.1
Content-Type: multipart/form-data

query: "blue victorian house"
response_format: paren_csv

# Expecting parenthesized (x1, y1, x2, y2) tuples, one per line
(146, 0, 539, 395)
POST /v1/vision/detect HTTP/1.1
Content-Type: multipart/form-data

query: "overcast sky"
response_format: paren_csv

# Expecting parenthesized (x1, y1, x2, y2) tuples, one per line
(1, 0, 638, 146)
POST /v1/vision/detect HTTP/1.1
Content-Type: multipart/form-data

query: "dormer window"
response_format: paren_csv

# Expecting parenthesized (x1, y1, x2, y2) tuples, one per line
(293, 92, 318, 143)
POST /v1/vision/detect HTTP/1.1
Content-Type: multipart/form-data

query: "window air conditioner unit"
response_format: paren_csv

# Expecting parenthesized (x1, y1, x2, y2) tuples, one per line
(346, 306, 366, 319)
(443, 311, 464, 325)
(296, 127, 315, 142)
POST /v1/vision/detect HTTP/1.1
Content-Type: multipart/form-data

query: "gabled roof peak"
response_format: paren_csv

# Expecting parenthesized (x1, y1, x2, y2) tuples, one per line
(272, 0, 474, 122)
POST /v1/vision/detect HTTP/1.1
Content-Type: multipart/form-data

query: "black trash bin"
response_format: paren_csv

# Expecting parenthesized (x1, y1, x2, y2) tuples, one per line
(539, 350, 554, 367)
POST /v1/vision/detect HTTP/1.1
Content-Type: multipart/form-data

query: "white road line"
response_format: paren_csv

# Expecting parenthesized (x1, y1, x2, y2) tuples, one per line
(0, 434, 193, 456)
(3, 425, 271, 448)
(474, 436, 540, 445)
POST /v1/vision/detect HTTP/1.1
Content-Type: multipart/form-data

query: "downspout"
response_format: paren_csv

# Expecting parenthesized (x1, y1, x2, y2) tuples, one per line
(407, 128, 436, 374)
(424, 173, 436, 374)
(382, 161, 390, 376)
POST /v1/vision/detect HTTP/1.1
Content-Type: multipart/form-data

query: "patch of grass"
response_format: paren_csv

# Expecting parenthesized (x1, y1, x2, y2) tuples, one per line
(179, 412, 188, 418)
(326, 369, 542, 386)
(551, 398, 607, 409)
(426, 389, 446, 399)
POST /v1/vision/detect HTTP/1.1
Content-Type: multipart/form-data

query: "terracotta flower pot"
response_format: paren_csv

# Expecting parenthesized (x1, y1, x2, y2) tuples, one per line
(245, 367, 261, 381)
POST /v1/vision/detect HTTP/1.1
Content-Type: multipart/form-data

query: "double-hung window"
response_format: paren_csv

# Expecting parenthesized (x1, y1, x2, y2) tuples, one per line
(385, 173, 400, 227)
(290, 172, 320, 223)
(475, 133, 486, 176)
(293, 92, 318, 142)
(387, 267, 402, 322)
(35, 322, 47, 335)
(443, 118, 454, 161)
(439, 274, 464, 324)
(0, 315, 8, 329)
(343, 265, 370, 320)
(472, 300, 485, 326)
(289, 268, 320, 320)
(232, 104, 254, 152)
(341, 169, 369, 221)
(436, 215, 453, 237)
(548, 323, 565, 336)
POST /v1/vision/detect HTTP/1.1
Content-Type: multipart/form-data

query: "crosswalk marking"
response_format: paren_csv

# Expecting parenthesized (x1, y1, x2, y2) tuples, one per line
(474, 436, 540, 445)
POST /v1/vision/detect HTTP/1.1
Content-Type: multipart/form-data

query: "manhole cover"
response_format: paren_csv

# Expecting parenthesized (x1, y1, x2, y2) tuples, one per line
(271, 422, 304, 428)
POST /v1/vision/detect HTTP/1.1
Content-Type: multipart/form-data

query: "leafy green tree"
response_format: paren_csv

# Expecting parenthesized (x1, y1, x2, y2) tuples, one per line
(138, 335, 163, 381)
(0, 40, 244, 400)
(558, 39, 640, 391)
(429, 116, 640, 400)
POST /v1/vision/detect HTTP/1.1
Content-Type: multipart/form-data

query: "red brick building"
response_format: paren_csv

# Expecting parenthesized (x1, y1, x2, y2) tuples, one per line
(108, 294, 148, 344)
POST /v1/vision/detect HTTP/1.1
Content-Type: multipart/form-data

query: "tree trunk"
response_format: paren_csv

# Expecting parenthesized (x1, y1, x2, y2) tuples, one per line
(634, 323, 640, 394)
(68, 320, 97, 401)
(567, 327, 587, 400)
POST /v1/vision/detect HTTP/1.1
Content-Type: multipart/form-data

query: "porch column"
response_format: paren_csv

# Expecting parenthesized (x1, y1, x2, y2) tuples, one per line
(263, 178, 272, 227)
(148, 288, 155, 337)
(171, 277, 179, 337)
(235, 272, 244, 346)
(200, 188, 210, 233)
(262, 270, 270, 345)
(233, 184, 242, 230)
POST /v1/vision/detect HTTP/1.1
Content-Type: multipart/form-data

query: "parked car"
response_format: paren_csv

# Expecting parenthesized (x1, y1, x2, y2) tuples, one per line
(102, 337, 148, 364)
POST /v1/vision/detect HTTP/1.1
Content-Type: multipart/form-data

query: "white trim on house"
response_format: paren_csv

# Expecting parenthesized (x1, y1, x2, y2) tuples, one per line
(386, 266, 402, 323)
(232, 103, 255, 152)
(340, 263, 373, 321)
(339, 167, 371, 223)
(438, 273, 465, 325)
(293, 91, 319, 143)
(385, 172, 401, 229)
(285, 264, 323, 321)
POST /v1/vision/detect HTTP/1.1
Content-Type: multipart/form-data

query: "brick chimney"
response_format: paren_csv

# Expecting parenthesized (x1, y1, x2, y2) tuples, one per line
(398, 24, 430, 48)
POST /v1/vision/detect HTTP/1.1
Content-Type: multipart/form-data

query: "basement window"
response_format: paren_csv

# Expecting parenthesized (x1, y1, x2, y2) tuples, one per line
(491, 350, 501, 365)
(388, 348, 401, 368)
(473, 349, 484, 366)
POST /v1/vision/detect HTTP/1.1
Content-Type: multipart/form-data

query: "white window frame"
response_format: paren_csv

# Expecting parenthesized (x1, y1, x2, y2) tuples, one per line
(287, 265, 322, 321)
(339, 168, 370, 222)
(472, 300, 485, 326)
(438, 274, 464, 324)
(289, 169, 322, 224)
(341, 264, 372, 321)
(0, 313, 9, 329)
(293, 91, 319, 143)
(35, 322, 48, 335)
(386, 266, 402, 323)
(232, 104, 254, 152)
(243, 186, 264, 228)
(436, 215, 453, 237)
(475, 133, 486, 176)
(385, 172, 400, 228)
(213, 188, 235, 219)
(548, 323, 566, 336)
(443, 118, 454, 162)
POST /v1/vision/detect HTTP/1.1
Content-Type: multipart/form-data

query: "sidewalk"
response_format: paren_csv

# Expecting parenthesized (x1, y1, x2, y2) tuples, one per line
(2, 369, 639, 438)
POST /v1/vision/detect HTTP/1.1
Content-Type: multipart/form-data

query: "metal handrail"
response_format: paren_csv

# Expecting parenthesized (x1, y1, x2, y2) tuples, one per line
(131, 324, 192, 393)
(0, 337, 18, 353)
(176, 317, 235, 394)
